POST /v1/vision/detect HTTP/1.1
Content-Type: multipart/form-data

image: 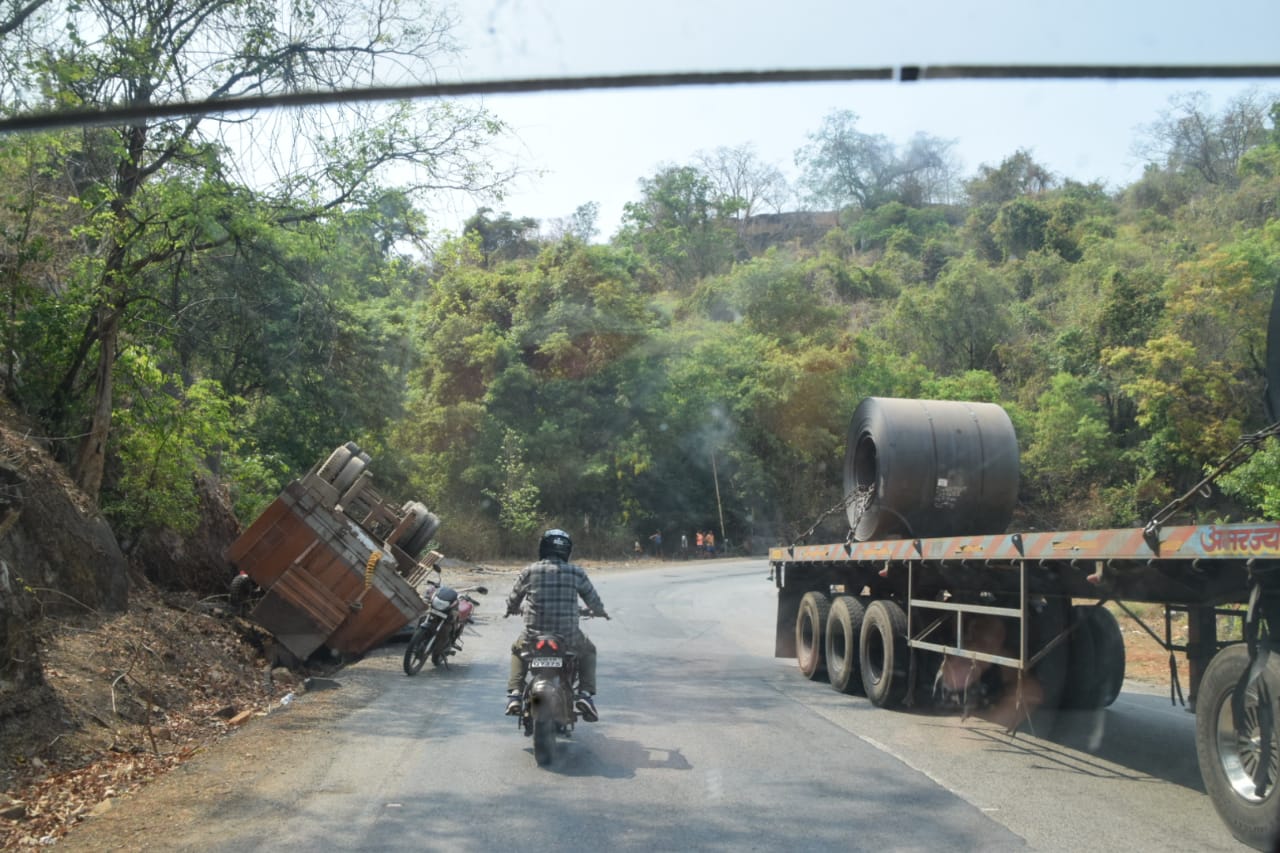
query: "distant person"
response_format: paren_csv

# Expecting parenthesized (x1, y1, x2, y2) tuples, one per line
(695, 530, 704, 557)
(680, 533, 689, 559)
(706, 530, 716, 556)
(649, 530, 663, 559)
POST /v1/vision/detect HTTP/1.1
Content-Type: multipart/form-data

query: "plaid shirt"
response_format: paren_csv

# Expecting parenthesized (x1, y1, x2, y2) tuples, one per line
(507, 558, 605, 641)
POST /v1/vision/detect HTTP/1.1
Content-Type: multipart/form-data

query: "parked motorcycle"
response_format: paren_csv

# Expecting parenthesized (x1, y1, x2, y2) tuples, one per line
(512, 609, 603, 766)
(402, 570, 487, 676)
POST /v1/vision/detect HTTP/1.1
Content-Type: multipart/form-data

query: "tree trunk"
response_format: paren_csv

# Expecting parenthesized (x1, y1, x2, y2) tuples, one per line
(73, 303, 118, 502)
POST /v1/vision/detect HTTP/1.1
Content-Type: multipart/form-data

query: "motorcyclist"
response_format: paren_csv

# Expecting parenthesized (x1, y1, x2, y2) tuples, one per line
(505, 528, 608, 721)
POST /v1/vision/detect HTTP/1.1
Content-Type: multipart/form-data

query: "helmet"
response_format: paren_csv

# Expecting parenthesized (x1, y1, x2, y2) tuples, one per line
(538, 528, 573, 562)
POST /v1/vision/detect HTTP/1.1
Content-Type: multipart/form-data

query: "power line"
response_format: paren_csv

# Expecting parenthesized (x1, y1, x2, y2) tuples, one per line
(3, 64, 1280, 134)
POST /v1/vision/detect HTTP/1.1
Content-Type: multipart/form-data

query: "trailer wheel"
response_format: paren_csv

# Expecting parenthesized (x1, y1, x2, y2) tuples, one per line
(332, 456, 367, 495)
(403, 509, 441, 557)
(1065, 605, 1125, 710)
(1084, 605, 1125, 708)
(317, 446, 353, 483)
(826, 595, 866, 695)
(860, 600, 909, 708)
(398, 502, 439, 555)
(795, 592, 831, 680)
(1196, 644, 1280, 850)
(1064, 606, 1103, 710)
(1030, 598, 1070, 713)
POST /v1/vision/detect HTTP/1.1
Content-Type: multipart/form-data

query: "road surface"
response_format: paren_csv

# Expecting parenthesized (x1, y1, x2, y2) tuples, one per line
(62, 559, 1246, 851)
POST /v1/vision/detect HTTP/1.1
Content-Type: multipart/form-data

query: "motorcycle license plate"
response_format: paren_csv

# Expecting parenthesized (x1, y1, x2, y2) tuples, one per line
(530, 657, 562, 668)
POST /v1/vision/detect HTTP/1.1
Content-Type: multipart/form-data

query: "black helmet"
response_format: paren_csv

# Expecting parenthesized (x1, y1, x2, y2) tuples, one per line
(539, 528, 573, 562)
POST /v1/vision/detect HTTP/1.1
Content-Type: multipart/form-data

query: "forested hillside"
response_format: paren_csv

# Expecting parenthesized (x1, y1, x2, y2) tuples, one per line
(2, 1, 1278, 566)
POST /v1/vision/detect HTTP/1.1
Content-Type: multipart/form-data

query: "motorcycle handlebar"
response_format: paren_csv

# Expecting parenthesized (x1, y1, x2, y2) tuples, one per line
(503, 607, 610, 619)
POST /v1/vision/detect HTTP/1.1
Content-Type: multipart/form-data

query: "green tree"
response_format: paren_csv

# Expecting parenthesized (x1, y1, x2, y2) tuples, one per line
(8, 0, 509, 501)
(617, 165, 737, 287)
(964, 149, 1055, 206)
(883, 255, 1015, 375)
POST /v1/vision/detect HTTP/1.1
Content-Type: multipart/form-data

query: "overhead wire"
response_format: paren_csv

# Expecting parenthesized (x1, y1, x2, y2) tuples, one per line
(2, 63, 1280, 134)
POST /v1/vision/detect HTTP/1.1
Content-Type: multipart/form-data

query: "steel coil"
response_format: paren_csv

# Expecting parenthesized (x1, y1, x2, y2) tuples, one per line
(843, 397, 1020, 541)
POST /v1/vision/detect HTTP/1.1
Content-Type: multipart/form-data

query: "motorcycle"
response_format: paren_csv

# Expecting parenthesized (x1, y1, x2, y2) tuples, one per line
(402, 570, 487, 676)
(511, 608, 604, 766)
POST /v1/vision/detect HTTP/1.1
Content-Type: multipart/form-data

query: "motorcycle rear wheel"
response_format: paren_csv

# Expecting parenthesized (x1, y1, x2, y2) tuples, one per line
(403, 624, 438, 676)
(533, 719, 555, 766)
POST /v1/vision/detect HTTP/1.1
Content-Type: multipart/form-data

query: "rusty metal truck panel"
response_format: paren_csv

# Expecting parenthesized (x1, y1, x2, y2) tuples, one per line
(227, 449, 434, 660)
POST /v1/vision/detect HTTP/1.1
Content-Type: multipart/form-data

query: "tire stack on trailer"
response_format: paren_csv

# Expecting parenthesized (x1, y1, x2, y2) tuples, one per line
(312, 443, 440, 560)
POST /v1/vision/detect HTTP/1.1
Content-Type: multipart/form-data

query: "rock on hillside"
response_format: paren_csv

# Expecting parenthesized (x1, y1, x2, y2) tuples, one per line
(0, 405, 130, 730)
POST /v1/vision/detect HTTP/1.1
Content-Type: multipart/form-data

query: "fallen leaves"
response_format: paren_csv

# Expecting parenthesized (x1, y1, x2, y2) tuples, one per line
(0, 586, 303, 848)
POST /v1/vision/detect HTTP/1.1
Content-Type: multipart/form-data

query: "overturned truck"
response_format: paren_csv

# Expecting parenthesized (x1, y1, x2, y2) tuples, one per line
(771, 396, 1280, 850)
(227, 443, 440, 661)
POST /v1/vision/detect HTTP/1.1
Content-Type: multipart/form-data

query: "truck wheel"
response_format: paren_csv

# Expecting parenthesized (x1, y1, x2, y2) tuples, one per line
(1064, 605, 1103, 710)
(397, 502, 431, 552)
(1196, 644, 1280, 850)
(317, 446, 353, 483)
(1087, 606, 1125, 707)
(332, 456, 367, 495)
(826, 595, 866, 695)
(860, 599, 909, 708)
(1064, 604, 1125, 710)
(795, 591, 831, 680)
(402, 507, 441, 557)
(1030, 598, 1070, 712)
(228, 573, 258, 610)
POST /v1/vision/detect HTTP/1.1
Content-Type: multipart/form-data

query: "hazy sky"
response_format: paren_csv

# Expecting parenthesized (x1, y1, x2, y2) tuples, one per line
(427, 0, 1280, 239)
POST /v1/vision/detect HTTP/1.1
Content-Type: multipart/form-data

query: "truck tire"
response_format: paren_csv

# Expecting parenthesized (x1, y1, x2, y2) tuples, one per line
(400, 503, 441, 556)
(397, 501, 431, 553)
(317, 446, 353, 483)
(1088, 606, 1125, 707)
(1030, 598, 1070, 713)
(860, 600, 910, 708)
(796, 591, 831, 680)
(826, 595, 866, 695)
(1196, 644, 1280, 850)
(1065, 605, 1103, 710)
(1069, 605, 1125, 709)
(332, 456, 367, 495)
(1080, 604, 1131, 701)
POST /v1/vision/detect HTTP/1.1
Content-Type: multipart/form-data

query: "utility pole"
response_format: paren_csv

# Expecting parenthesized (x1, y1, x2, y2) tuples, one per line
(711, 449, 726, 545)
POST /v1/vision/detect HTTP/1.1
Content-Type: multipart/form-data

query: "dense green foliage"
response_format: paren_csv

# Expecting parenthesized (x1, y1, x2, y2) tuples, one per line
(2, 11, 1279, 566)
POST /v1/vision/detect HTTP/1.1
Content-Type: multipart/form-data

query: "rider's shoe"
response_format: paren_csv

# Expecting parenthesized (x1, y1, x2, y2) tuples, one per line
(505, 692, 522, 716)
(574, 692, 599, 722)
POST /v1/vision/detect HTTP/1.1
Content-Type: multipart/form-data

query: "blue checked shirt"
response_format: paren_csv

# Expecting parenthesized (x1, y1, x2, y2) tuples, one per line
(507, 558, 606, 641)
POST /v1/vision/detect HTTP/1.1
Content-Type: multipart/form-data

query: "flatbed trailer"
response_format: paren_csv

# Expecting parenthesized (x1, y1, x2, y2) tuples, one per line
(771, 519, 1280, 849)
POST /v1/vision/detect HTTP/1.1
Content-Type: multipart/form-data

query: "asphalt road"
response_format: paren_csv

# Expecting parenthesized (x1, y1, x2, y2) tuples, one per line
(65, 559, 1248, 851)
